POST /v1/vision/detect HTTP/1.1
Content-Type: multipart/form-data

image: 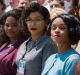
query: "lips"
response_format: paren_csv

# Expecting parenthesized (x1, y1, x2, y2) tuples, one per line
(31, 28, 37, 30)
(54, 34, 60, 37)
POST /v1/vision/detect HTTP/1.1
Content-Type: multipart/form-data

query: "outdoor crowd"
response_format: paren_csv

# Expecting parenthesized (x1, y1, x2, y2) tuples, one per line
(0, 0, 80, 75)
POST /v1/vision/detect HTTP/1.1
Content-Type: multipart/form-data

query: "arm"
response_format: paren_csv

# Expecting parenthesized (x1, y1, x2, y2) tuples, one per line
(75, 60, 80, 75)
(64, 55, 80, 75)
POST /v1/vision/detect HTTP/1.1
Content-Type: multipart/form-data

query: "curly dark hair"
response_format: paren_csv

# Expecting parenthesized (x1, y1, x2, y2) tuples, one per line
(23, 2, 51, 35)
(0, 9, 29, 45)
(48, 14, 80, 45)
(24, 2, 50, 25)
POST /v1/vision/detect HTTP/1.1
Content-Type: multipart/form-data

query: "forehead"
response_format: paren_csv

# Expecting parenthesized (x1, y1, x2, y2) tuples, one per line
(49, 0, 60, 2)
(28, 12, 43, 18)
(5, 16, 18, 22)
(19, 0, 29, 3)
(52, 18, 65, 24)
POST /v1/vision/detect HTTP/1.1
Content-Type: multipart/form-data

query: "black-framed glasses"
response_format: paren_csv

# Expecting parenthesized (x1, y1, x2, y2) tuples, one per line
(25, 17, 44, 24)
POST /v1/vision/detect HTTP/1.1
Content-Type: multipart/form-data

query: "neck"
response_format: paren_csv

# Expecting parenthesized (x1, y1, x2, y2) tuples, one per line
(31, 33, 44, 42)
(9, 36, 20, 44)
(57, 41, 70, 53)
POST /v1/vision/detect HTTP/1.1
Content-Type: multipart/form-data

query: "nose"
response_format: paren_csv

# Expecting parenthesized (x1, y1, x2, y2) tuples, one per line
(23, 3, 26, 7)
(23, 3, 28, 8)
(54, 27, 60, 34)
(8, 26, 12, 30)
(28, 20, 36, 27)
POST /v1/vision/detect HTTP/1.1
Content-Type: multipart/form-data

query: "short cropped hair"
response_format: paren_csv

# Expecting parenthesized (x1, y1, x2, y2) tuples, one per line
(24, 2, 50, 25)
(48, 14, 80, 45)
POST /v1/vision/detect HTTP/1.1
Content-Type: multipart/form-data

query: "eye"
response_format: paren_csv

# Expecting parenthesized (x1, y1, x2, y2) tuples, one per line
(51, 25, 56, 30)
(35, 18, 43, 21)
(26, 18, 32, 22)
(5, 23, 9, 27)
(59, 25, 67, 30)
(12, 24, 17, 27)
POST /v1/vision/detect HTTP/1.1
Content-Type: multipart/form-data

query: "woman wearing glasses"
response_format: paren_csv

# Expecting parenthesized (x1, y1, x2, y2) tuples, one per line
(16, 2, 58, 75)
(41, 14, 80, 75)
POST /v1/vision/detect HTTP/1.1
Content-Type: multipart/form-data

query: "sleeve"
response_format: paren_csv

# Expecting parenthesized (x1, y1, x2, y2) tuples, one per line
(63, 54, 80, 75)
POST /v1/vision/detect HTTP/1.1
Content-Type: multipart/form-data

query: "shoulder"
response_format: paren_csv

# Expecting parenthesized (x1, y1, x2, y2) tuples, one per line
(16, 38, 31, 61)
(45, 54, 57, 64)
(66, 54, 80, 63)
(19, 38, 31, 48)
(42, 54, 57, 74)
(63, 51, 80, 75)
(67, 49, 80, 61)
(65, 53, 80, 67)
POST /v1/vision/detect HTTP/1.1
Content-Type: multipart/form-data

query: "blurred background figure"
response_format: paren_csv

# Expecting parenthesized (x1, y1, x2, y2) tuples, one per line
(5, 0, 19, 12)
(48, 0, 64, 11)
(64, 0, 73, 14)
(37, 0, 45, 5)
(75, 0, 80, 53)
(50, 7, 66, 19)
(36, 0, 50, 12)
(17, 0, 30, 9)
(0, 0, 6, 46)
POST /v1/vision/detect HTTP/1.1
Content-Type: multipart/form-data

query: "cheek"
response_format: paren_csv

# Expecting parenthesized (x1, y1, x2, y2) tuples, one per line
(27, 25, 30, 30)
(4, 26, 7, 32)
(51, 30, 54, 36)
(61, 31, 69, 40)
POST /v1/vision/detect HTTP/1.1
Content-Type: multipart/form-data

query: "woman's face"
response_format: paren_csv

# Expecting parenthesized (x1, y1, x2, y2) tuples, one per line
(4, 16, 21, 39)
(26, 11, 47, 36)
(51, 18, 69, 44)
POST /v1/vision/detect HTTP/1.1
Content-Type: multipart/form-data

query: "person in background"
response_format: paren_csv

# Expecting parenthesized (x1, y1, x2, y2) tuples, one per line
(16, 2, 58, 75)
(75, 0, 80, 53)
(41, 14, 80, 75)
(48, 0, 64, 11)
(5, 0, 19, 12)
(50, 7, 66, 19)
(0, 0, 5, 22)
(0, 9, 28, 75)
(37, 0, 45, 5)
(17, 0, 30, 9)
(0, 0, 6, 46)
